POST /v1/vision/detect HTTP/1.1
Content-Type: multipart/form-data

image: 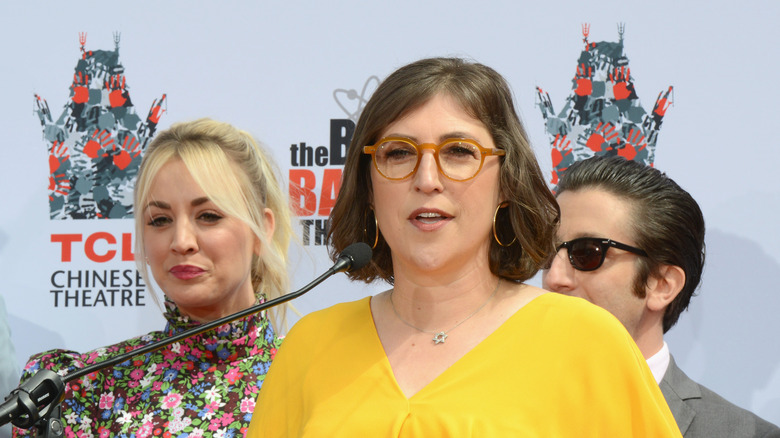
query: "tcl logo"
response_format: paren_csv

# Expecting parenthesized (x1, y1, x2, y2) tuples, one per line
(51, 233, 135, 262)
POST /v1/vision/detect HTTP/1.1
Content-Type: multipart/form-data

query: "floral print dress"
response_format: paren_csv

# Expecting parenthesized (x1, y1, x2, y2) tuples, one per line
(13, 299, 281, 438)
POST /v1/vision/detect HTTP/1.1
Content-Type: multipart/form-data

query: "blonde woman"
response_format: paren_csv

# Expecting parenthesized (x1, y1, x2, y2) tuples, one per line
(14, 119, 291, 438)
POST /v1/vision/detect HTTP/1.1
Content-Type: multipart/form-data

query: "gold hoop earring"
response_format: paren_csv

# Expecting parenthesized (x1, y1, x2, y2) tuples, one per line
(364, 207, 379, 249)
(493, 202, 516, 247)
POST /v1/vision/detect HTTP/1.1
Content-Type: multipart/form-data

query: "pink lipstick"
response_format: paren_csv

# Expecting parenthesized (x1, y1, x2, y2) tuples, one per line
(170, 265, 205, 280)
(409, 208, 452, 231)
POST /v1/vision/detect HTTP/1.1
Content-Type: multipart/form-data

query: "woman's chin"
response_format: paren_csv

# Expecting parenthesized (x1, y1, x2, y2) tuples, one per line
(401, 251, 460, 276)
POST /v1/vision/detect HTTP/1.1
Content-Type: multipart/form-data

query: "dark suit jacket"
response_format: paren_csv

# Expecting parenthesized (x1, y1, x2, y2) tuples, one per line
(660, 356, 780, 437)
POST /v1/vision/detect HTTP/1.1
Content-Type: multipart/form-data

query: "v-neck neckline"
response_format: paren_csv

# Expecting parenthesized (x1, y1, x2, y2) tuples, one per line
(364, 292, 550, 400)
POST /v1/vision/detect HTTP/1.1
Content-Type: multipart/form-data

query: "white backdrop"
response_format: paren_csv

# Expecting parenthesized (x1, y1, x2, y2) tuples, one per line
(0, 0, 778, 426)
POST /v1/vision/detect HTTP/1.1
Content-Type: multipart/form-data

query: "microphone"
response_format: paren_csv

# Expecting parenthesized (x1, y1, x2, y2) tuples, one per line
(330, 242, 373, 274)
(0, 369, 64, 430)
(0, 243, 372, 430)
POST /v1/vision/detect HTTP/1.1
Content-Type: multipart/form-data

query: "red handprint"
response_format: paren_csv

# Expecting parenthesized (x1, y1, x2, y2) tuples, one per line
(653, 86, 674, 117)
(585, 122, 618, 152)
(48, 140, 70, 174)
(618, 129, 647, 160)
(105, 74, 128, 108)
(49, 171, 71, 200)
(48, 139, 71, 199)
(550, 134, 574, 186)
(574, 63, 593, 97)
(71, 72, 90, 104)
(551, 134, 572, 167)
(609, 66, 632, 100)
(84, 129, 115, 158)
(147, 94, 167, 124)
(113, 135, 141, 170)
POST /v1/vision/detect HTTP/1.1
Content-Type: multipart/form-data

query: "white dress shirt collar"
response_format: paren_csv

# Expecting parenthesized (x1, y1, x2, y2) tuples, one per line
(646, 341, 671, 384)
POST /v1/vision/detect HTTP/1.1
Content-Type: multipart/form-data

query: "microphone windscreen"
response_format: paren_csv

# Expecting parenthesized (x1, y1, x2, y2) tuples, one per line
(341, 242, 373, 271)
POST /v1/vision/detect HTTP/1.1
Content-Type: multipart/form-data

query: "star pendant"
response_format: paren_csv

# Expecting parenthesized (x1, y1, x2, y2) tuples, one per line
(432, 332, 448, 344)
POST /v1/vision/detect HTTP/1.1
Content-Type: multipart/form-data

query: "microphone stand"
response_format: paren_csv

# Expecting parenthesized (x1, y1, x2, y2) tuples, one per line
(1, 244, 370, 437)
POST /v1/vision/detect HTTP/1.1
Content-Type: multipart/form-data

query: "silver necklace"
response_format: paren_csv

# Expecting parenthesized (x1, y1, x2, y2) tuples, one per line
(389, 279, 501, 345)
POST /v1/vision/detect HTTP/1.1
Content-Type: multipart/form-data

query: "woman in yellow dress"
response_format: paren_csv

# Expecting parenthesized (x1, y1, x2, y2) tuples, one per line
(248, 57, 682, 437)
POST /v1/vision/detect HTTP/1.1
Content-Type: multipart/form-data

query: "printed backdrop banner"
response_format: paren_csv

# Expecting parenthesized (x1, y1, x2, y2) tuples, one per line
(1, 0, 778, 427)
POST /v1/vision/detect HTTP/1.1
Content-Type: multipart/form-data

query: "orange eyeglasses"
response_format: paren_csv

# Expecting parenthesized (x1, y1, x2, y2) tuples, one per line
(363, 137, 505, 181)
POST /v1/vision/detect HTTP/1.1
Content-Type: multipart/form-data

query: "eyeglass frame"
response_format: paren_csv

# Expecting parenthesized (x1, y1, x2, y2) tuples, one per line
(552, 237, 648, 272)
(362, 137, 506, 182)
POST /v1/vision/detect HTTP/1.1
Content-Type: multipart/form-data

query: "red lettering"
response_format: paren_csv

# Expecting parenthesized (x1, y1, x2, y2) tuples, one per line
(52, 232, 137, 263)
(317, 168, 342, 216)
(85, 232, 117, 263)
(51, 234, 83, 262)
(122, 233, 135, 261)
(289, 169, 317, 216)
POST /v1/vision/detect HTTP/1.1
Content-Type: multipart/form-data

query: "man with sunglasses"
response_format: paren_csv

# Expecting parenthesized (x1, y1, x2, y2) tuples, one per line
(543, 156, 779, 437)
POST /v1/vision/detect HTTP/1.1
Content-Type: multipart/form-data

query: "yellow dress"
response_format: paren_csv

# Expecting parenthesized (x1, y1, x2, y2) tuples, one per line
(248, 293, 682, 437)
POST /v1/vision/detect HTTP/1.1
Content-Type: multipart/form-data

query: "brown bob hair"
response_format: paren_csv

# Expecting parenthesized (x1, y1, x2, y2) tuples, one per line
(328, 57, 559, 284)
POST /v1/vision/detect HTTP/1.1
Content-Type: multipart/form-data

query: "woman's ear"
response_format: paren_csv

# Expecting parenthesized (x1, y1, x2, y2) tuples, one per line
(645, 264, 685, 312)
(255, 207, 275, 256)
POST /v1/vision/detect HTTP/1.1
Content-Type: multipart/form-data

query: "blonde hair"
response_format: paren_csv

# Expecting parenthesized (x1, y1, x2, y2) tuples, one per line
(134, 118, 292, 331)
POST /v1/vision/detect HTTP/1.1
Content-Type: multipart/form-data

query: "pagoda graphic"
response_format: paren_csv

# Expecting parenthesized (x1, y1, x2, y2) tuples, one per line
(536, 24, 673, 185)
(35, 32, 166, 219)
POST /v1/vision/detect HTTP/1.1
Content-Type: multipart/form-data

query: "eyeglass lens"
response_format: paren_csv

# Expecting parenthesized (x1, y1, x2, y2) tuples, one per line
(567, 239, 605, 271)
(374, 140, 482, 180)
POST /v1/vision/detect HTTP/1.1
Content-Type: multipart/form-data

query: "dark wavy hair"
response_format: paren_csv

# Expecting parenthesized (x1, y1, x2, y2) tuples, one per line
(328, 57, 559, 284)
(555, 156, 705, 332)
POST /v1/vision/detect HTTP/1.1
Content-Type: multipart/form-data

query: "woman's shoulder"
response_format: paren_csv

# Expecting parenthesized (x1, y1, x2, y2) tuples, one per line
(21, 329, 166, 378)
(520, 290, 630, 337)
(281, 296, 373, 348)
(291, 296, 372, 331)
(21, 348, 82, 377)
(505, 290, 645, 371)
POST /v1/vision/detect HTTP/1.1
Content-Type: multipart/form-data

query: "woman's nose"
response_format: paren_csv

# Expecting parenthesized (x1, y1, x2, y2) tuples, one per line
(413, 150, 444, 193)
(170, 220, 198, 254)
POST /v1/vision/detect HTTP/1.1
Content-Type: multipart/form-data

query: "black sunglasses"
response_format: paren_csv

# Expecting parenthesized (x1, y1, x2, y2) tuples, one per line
(548, 237, 648, 271)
